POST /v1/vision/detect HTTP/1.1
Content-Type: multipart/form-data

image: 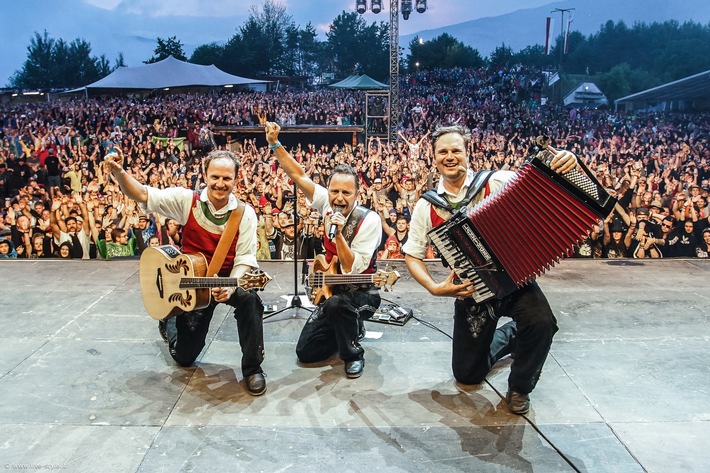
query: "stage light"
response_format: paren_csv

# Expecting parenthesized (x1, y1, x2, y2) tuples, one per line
(371, 0, 382, 14)
(401, 0, 412, 20)
(356, 0, 367, 14)
(416, 0, 427, 14)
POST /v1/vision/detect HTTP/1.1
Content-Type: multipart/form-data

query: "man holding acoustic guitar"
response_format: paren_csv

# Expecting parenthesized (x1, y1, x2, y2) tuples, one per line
(105, 148, 268, 396)
(265, 122, 383, 379)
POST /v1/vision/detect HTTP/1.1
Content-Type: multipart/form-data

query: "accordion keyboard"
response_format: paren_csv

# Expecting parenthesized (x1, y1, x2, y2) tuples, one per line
(429, 223, 495, 303)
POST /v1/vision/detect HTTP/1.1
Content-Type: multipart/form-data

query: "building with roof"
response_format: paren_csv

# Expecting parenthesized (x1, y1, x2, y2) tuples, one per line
(615, 69, 710, 112)
(563, 82, 608, 108)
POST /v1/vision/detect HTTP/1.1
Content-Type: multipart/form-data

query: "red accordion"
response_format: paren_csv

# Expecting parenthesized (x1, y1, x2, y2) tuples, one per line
(428, 155, 616, 303)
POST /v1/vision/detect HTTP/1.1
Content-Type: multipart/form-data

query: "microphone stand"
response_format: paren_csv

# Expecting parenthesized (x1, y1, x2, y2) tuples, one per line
(263, 193, 314, 321)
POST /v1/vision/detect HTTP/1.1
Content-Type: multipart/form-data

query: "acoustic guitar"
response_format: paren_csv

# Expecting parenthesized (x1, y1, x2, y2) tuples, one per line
(139, 246, 272, 320)
(306, 254, 400, 305)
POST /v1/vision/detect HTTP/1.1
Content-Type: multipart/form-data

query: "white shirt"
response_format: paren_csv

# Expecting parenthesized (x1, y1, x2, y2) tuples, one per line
(55, 228, 91, 259)
(402, 169, 514, 260)
(142, 186, 258, 269)
(308, 184, 382, 274)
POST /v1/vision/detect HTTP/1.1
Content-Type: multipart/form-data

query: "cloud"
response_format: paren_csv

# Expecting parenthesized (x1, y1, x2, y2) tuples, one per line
(84, 0, 122, 9)
(84, 0, 256, 18)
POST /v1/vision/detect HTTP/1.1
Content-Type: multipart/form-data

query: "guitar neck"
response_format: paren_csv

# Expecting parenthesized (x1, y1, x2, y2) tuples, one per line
(316, 274, 376, 285)
(179, 278, 243, 289)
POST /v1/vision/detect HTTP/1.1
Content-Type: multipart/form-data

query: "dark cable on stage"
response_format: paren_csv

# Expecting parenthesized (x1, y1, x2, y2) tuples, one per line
(380, 297, 583, 473)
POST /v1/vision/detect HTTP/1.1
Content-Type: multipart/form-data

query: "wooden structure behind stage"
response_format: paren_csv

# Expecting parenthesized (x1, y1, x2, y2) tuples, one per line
(215, 125, 364, 149)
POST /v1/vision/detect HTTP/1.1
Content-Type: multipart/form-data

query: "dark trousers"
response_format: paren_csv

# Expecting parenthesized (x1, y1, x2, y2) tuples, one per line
(165, 289, 264, 376)
(296, 288, 381, 363)
(452, 281, 558, 395)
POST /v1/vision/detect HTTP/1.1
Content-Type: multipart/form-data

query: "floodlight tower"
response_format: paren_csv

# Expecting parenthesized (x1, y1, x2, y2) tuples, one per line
(356, 1, 428, 144)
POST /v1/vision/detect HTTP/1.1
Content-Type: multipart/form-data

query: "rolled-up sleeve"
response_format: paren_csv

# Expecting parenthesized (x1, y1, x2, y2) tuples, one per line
(233, 205, 259, 269)
(346, 211, 382, 274)
(142, 186, 194, 224)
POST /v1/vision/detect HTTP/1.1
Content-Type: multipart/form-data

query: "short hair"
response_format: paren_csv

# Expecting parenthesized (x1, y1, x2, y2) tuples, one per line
(111, 228, 126, 241)
(327, 164, 359, 191)
(202, 150, 240, 175)
(430, 125, 472, 153)
(65, 216, 77, 225)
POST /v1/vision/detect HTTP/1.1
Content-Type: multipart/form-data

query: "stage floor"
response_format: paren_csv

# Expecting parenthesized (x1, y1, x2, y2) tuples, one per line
(0, 258, 708, 472)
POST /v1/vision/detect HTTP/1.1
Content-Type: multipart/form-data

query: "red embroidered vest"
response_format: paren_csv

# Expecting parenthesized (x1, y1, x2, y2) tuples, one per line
(181, 194, 239, 276)
(323, 207, 376, 274)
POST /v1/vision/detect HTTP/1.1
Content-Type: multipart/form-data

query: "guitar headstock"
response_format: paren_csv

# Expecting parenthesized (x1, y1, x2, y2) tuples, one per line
(239, 270, 272, 291)
(372, 267, 400, 291)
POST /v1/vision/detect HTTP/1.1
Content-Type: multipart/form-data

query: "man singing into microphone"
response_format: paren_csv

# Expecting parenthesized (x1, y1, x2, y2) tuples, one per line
(265, 122, 382, 378)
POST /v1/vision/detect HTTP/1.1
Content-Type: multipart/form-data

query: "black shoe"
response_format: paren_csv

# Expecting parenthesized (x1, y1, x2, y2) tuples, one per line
(246, 373, 266, 396)
(158, 319, 168, 343)
(505, 390, 530, 415)
(345, 359, 364, 378)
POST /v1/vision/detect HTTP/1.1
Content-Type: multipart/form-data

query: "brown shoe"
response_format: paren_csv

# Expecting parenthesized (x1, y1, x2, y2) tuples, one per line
(246, 373, 266, 396)
(505, 390, 530, 415)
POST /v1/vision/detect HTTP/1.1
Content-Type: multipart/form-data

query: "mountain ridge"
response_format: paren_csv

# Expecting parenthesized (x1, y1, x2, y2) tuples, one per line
(401, 0, 710, 56)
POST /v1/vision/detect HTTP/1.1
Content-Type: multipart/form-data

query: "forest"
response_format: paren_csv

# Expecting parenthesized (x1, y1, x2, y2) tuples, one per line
(10, 0, 710, 102)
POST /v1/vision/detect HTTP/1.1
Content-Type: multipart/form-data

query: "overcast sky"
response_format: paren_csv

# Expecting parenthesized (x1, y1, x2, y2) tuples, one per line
(1, 0, 555, 85)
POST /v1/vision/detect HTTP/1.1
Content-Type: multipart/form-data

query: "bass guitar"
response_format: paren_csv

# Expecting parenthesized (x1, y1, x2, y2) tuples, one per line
(306, 254, 400, 305)
(139, 246, 272, 320)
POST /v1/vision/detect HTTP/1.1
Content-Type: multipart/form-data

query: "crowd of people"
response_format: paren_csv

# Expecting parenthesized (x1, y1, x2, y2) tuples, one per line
(1, 65, 709, 260)
(2, 64, 709, 413)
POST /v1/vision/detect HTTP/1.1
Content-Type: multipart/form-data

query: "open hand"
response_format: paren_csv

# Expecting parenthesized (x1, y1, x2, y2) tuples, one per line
(432, 271, 476, 299)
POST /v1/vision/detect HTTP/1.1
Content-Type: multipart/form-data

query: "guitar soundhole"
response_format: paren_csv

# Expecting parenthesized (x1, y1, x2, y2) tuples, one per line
(168, 291, 193, 308)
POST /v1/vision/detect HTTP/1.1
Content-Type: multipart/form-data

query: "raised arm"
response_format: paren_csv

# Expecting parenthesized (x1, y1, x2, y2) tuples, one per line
(265, 122, 316, 201)
(103, 148, 148, 205)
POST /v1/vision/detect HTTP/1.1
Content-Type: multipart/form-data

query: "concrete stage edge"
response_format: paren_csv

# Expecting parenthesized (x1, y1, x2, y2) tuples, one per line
(0, 259, 708, 473)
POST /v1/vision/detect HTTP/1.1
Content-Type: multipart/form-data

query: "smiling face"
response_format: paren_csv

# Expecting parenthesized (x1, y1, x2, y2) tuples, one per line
(59, 245, 71, 258)
(434, 132, 468, 184)
(204, 157, 237, 209)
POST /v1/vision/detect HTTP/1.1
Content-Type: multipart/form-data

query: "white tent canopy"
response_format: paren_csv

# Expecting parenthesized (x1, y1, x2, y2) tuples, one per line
(329, 74, 388, 90)
(68, 56, 269, 92)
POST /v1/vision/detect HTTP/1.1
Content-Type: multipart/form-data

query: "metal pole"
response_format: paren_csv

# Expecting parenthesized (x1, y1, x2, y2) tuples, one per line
(552, 7, 574, 105)
(388, 0, 399, 145)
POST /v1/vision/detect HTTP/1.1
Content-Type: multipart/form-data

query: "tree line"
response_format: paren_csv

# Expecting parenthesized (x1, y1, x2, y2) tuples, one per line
(10, 0, 710, 102)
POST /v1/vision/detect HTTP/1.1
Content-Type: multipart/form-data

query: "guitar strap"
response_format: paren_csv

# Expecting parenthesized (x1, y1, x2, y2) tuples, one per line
(206, 200, 245, 276)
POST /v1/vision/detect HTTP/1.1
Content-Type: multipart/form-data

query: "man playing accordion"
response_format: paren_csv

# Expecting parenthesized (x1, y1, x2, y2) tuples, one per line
(403, 125, 578, 415)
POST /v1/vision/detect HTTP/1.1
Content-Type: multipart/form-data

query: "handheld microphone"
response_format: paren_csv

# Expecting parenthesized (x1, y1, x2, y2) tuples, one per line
(328, 206, 344, 240)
